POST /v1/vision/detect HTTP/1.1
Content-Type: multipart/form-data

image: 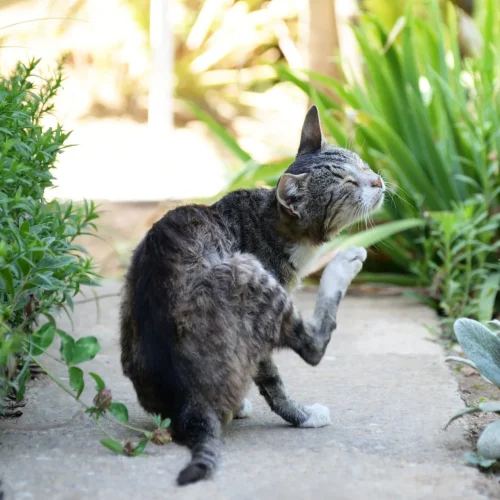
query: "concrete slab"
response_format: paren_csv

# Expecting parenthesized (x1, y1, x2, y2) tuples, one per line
(1, 281, 498, 499)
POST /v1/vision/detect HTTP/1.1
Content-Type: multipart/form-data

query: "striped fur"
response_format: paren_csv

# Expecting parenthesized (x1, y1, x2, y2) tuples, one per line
(120, 106, 384, 485)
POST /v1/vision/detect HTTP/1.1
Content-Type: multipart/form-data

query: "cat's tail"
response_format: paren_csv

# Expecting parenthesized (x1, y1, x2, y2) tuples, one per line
(176, 406, 222, 486)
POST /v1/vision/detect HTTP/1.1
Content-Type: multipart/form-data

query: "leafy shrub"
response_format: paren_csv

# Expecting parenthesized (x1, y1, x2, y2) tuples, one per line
(193, 0, 499, 323)
(421, 203, 499, 330)
(446, 318, 500, 467)
(0, 58, 170, 455)
(0, 58, 100, 408)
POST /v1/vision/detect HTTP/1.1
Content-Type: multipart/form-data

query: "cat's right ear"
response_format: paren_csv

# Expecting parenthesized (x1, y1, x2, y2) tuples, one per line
(276, 173, 307, 218)
(297, 105, 324, 157)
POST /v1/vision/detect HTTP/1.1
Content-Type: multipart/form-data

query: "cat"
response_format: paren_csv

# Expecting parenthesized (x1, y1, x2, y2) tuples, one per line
(119, 106, 385, 485)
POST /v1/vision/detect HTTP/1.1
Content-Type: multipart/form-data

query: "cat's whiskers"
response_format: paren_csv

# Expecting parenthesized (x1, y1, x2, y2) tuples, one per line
(384, 181, 415, 210)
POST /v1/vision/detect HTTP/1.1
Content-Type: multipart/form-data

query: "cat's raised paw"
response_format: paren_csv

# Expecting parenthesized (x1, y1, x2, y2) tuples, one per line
(299, 404, 331, 428)
(321, 246, 367, 296)
(338, 246, 367, 264)
(234, 398, 252, 419)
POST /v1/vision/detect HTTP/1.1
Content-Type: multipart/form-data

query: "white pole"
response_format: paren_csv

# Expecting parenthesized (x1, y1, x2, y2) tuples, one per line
(149, 0, 173, 136)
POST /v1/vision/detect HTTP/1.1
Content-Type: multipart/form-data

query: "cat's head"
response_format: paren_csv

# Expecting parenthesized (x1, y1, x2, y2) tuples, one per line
(276, 106, 385, 243)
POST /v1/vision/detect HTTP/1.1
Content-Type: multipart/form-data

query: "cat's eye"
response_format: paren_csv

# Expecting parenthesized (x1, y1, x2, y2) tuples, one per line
(345, 178, 359, 186)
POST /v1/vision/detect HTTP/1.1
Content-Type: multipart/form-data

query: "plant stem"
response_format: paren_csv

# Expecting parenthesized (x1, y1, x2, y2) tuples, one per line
(23, 338, 66, 366)
(31, 357, 91, 409)
(31, 355, 151, 437)
(93, 415, 118, 441)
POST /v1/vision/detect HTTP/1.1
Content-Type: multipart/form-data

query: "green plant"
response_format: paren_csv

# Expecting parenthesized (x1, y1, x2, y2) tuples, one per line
(421, 203, 500, 331)
(0, 58, 170, 456)
(445, 318, 500, 468)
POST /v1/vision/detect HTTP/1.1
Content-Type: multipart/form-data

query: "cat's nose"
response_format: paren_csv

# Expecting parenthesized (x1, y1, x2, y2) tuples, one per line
(370, 176, 383, 189)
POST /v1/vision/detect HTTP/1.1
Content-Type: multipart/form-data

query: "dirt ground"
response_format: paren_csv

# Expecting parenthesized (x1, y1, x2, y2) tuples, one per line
(447, 355, 500, 444)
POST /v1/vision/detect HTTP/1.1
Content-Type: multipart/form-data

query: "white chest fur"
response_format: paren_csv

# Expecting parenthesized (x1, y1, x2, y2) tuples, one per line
(288, 243, 319, 279)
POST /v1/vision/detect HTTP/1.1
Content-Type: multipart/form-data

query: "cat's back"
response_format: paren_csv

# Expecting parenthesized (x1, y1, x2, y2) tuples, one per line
(120, 202, 234, 412)
(136, 203, 233, 271)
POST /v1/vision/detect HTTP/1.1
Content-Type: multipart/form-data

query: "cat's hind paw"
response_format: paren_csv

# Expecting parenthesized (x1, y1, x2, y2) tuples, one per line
(234, 398, 252, 419)
(299, 404, 331, 428)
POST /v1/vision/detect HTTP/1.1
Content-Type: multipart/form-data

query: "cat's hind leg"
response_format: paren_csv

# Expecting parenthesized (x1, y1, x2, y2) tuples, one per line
(254, 357, 331, 428)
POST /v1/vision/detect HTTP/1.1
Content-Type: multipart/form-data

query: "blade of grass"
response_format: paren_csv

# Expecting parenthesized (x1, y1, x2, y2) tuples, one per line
(186, 101, 252, 163)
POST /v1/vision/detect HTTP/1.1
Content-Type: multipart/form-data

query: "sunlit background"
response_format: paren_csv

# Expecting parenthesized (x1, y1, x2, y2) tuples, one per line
(0, 0, 327, 200)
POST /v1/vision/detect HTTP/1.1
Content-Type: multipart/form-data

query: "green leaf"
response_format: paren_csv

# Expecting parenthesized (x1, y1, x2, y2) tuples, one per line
(478, 402, 500, 413)
(89, 372, 105, 391)
(134, 439, 149, 455)
(0, 268, 15, 296)
(14, 360, 31, 401)
(151, 414, 162, 427)
(31, 323, 56, 356)
(464, 452, 497, 468)
(444, 406, 481, 429)
(19, 219, 30, 237)
(477, 420, 500, 460)
(70, 336, 101, 365)
(186, 101, 252, 163)
(487, 320, 500, 333)
(100, 438, 125, 455)
(335, 219, 425, 251)
(160, 418, 171, 429)
(57, 330, 75, 365)
(109, 402, 129, 424)
(444, 356, 478, 371)
(68, 366, 84, 399)
(306, 219, 425, 276)
(227, 158, 290, 191)
(18, 257, 33, 277)
(454, 318, 500, 387)
(478, 273, 500, 323)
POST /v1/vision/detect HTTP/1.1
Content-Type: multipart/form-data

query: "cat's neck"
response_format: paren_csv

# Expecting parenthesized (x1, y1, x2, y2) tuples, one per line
(213, 188, 321, 286)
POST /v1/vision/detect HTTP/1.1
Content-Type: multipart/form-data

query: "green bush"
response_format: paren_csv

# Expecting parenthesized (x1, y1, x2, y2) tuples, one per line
(0, 59, 171, 457)
(0, 58, 101, 409)
(193, 0, 500, 324)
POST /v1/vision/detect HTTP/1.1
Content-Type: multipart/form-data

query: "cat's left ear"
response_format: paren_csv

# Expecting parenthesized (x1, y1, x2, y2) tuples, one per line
(297, 105, 324, 157)
(276, 173, 307, 218)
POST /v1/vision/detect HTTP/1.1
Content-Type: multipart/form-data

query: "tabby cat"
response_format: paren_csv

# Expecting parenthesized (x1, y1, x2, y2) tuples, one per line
(120, 106, 385, 485)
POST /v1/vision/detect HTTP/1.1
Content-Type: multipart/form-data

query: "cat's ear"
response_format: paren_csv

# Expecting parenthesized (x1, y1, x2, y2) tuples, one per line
(276, 173, 307, 217)
(297, 105, 324, 157)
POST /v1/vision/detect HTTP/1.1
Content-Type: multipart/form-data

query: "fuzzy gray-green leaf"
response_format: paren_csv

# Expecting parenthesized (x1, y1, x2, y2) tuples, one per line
(454, 318, 500, 387)
(444, 356, 478, 371)
(477, 420, 500, 460)
(444, 406, 481, 429)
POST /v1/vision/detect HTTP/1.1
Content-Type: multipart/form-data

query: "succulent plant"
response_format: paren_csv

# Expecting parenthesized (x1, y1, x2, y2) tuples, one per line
(446, 318, 500, 467)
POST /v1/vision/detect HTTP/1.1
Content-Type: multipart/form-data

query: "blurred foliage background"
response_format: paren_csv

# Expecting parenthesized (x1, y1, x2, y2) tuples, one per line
(0, 0, 498, 325)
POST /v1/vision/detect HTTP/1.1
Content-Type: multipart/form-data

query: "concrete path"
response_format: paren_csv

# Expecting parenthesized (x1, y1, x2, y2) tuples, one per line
(1, 281, 497, 499)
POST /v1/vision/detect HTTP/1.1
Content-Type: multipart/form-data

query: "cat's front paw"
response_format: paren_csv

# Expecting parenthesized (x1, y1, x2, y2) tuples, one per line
(321, 246, 367, 296)
(299, 403, 331, 428)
